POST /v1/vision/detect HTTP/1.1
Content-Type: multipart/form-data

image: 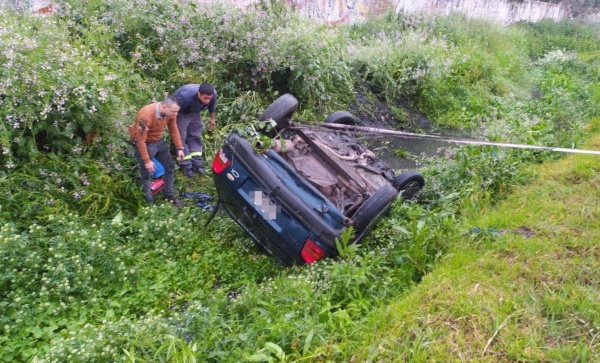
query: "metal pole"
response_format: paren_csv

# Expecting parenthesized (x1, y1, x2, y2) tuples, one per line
(301, 123, 600, 156)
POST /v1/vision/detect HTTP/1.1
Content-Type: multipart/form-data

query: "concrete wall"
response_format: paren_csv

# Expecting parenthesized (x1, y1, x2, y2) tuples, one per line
(0, 0, 51, 12)
(222, 0, 568, 24)
(395, 0, 567, 24)
(229, 0, 568, 24)
(286, 0, 394, 24)
(195, 0, 394, 24)
(10, 0, 568, 24)
(225, 0, 589, 24)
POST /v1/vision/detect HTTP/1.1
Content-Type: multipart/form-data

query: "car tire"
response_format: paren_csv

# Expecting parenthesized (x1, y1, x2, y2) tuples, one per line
(324, 110, 357, 125)
(351, 183, 398, 241)
(393, 170, 424, 200)
(259, 93, 299, 130)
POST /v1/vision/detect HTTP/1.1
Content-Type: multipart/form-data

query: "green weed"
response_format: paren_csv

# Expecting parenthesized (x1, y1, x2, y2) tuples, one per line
(1, 3, 600, 362)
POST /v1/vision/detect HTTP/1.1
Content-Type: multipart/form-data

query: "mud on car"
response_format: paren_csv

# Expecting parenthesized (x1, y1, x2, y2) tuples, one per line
(211, 94, 424, 266)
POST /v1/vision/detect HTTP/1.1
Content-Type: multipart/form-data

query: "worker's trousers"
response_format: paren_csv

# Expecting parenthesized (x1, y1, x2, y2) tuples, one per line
(176, 112, 204, 171)
(134, 139, 175, 202)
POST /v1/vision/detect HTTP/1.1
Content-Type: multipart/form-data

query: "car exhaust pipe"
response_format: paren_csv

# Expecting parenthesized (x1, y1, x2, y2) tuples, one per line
(270, 139, 295, 153)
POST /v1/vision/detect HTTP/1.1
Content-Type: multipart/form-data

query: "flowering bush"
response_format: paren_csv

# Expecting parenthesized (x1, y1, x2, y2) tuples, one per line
(56, 0, 355, 110)
(0, 13, 131, 168)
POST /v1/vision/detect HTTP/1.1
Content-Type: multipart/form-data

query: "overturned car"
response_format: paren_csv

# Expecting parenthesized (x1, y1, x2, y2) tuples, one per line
(211, 94, 424, 266)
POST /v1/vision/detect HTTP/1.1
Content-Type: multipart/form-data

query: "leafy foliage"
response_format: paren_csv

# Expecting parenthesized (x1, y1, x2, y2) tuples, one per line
(518, 18, 600, 59)
(0, 2, 599, 362)
(0, 14, 133, 166)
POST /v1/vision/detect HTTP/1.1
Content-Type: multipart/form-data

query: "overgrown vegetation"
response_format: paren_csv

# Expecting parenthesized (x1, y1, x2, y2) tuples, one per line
(341, 119, 600, 361)
(1, 1, 599, 361)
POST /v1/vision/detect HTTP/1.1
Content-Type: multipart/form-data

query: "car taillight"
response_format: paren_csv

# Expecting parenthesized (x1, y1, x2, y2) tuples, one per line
(300, 238, 327, 264)
(212, 149, 231, 174)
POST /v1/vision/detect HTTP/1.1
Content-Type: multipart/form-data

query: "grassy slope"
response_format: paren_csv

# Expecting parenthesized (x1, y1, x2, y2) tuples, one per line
(346, 120, 600, 362)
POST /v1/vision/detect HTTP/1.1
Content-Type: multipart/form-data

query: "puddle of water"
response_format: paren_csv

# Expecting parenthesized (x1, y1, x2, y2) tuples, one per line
(358, 127, 474, 171)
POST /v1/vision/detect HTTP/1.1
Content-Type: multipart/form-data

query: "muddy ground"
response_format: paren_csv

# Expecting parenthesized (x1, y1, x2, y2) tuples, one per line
(347, 93, 430, 129)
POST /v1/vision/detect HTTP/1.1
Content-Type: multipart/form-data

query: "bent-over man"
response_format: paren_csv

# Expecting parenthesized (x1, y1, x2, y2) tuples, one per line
(129, 95, 185, 206)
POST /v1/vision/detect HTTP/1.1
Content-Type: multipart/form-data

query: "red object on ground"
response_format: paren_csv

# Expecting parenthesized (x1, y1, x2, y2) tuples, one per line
(34, 4, 54, 14)
(150, 179, 165, 195)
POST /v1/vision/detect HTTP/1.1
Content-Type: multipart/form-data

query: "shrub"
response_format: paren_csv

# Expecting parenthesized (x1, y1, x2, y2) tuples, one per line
(0, 13, 136, 168)
(518, 19, 600, 60)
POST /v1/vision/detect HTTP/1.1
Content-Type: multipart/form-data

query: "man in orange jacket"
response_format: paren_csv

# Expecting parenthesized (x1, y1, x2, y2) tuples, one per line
(129, 95, 185, 206)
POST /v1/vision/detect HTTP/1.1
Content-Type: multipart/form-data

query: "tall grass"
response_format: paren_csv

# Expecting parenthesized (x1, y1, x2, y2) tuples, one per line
(338, 119, 600, 362)
(0, 1, 599, 361)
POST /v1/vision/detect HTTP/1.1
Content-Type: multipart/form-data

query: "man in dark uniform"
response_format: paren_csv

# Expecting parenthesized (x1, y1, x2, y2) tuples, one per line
(174, 83, 217, 177)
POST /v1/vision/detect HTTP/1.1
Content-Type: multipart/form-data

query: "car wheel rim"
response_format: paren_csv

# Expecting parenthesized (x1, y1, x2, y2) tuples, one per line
(400, 181, 421, 199)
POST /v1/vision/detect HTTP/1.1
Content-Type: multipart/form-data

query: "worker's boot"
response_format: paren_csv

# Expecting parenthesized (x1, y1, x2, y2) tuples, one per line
(165, 196, 182, 207)
(182, 168, 195, 178)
